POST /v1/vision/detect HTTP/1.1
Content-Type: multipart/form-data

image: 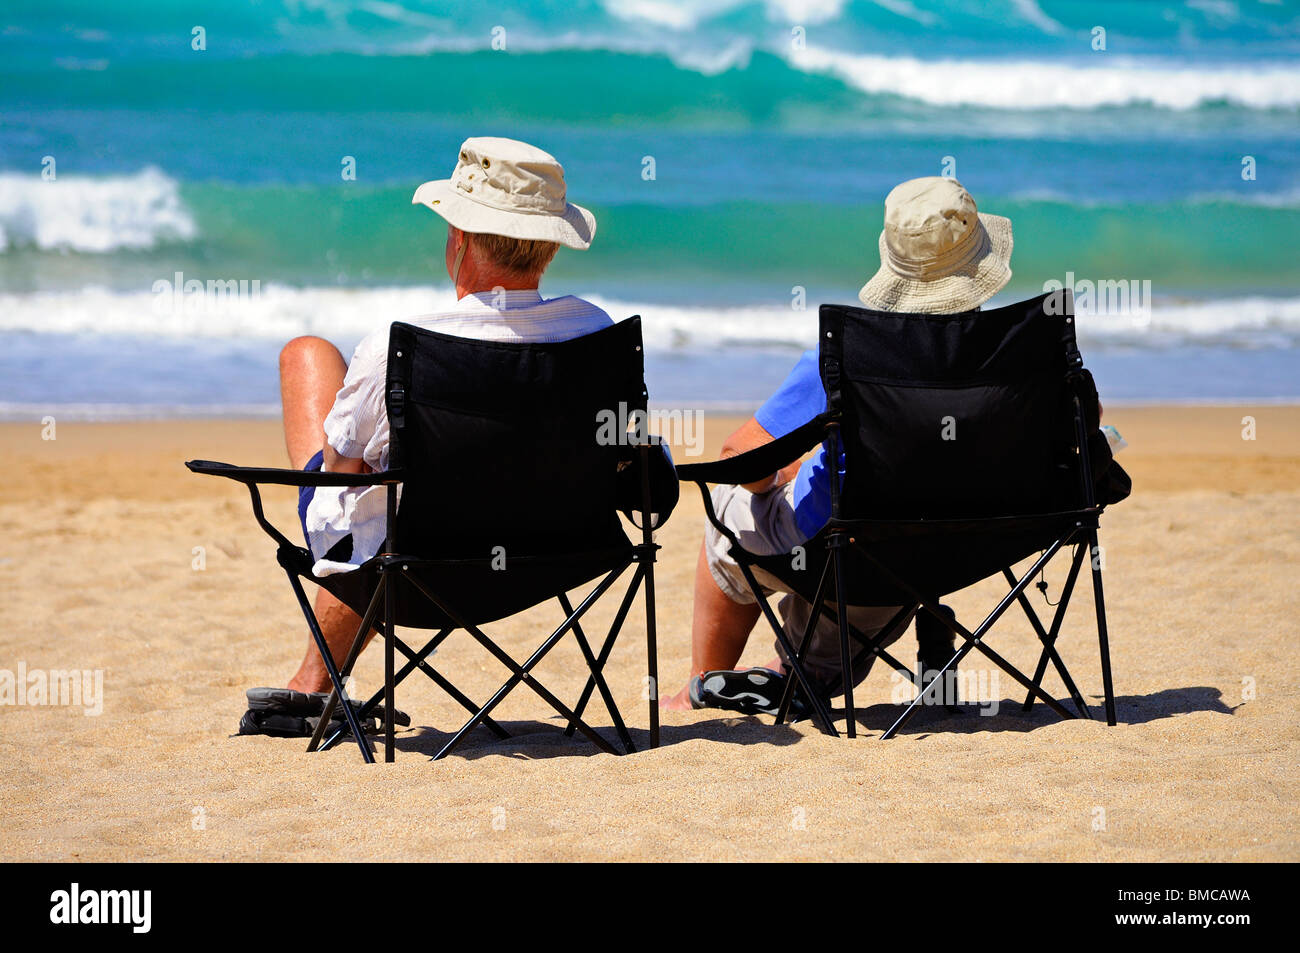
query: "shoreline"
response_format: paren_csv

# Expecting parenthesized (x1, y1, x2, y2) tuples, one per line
(3, 395, 1300, 424)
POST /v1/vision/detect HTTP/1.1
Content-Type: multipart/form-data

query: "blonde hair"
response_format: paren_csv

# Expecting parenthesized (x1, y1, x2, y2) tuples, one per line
(470, 232, 560, 276)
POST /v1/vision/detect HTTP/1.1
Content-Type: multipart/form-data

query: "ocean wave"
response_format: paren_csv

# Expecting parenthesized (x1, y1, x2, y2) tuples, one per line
(356, 41, 1300, 112)
(0, 167, 195, 254)
(602, 0, 849, 30)
(785, 46, 1300, 110)
(380, 37, 1300, 111)
(1000, 187, 1300, 210)
(389, 28, 758, 75)
(11, 42, 1300, 122)
(1186, 186, 1300, 209)
(629, 293, 1300, 350)
(2, 284, 1298, 350)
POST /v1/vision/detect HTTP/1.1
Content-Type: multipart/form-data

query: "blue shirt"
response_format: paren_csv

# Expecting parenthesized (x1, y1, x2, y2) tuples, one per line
(754, 348, 842, 540)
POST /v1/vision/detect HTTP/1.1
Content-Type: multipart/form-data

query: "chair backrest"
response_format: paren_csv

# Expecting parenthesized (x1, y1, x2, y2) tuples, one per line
(384, 317, 648, 558)
(820, 291, 1089, 521)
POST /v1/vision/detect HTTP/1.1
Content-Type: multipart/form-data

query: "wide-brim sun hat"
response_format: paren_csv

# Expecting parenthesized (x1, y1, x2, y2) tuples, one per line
(412, 136, 595, 249)
(858, 176, 1012, 313)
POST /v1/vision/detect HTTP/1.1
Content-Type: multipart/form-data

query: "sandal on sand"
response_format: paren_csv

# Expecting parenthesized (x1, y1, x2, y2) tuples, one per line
(696, 667, 803, 717)
(237, 687, 410, 738)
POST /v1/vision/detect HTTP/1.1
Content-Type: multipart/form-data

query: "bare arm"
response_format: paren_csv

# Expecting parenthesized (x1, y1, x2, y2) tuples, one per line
(722, 416, 804, 495)
(321, 444, 369, 475)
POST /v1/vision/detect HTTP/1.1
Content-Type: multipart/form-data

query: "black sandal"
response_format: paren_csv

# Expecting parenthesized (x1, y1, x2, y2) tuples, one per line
(237, 687, 410, 738)
(696, 667, 805, 717)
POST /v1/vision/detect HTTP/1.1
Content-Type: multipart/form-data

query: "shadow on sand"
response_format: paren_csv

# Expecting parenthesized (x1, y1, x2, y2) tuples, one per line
(824, 684, 1238, 739)
(389, 713, 802, 761)
(377, 685, 1234, 759)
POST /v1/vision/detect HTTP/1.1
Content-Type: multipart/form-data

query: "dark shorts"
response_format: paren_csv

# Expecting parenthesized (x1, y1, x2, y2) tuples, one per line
(297, 449, 325, 548)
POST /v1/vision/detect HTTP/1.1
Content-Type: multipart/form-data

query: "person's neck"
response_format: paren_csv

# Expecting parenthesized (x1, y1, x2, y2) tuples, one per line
(455, 275, 539, 300)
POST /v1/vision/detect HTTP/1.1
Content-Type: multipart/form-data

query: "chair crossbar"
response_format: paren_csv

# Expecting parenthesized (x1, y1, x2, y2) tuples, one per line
(317, 629, 514, 753)
(1004, 543, 1091, 717)
(566, 564, 645, 737)
(561, 592, 635, 753)
(875, 535, 1080, 739)
(399, 561, 633, 760)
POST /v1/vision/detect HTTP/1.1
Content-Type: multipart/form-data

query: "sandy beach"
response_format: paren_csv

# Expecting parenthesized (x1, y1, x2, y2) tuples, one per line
(1, 404, 1296, 862)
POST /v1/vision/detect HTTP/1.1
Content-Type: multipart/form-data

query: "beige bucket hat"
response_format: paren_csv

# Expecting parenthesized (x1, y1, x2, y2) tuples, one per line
(858, 176, 1012, 313)
(412, 137, 596, 249)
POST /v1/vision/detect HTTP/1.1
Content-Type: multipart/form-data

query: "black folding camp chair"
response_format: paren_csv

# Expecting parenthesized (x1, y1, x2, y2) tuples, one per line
(677, 291, 1130, 738)
(188, 317, 669, 762)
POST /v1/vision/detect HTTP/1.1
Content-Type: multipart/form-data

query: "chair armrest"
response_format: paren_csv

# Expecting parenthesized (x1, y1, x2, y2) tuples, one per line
(675, 413, 833, 486)
(186, 460, 406, 487)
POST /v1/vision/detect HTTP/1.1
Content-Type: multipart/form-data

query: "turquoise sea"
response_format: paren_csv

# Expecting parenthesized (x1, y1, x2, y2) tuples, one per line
(2, 0, 1298, 414)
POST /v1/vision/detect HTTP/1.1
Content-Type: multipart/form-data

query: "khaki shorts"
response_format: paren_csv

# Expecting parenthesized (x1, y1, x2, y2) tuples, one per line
(704, 482, 910, 692)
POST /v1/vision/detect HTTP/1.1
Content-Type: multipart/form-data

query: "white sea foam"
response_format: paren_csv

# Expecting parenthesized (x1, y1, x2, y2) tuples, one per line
(362, 9, 1300, 111)
(602, 0, 847, 29)
(2, 284, 1298, 350)
(1187, 186, 1300, 208)
(1008, 0, 1067, 36)
(0, 168, 195, 254)
(784, 45, 1300, 110)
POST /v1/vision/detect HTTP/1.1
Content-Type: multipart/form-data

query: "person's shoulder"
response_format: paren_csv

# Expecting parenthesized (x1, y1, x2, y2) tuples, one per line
(352, 323, 394, 361)
(541, 294, 612, 324)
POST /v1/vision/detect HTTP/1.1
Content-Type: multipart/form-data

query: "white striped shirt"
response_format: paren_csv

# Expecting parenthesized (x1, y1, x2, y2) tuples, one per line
(307, 289, 612, 574)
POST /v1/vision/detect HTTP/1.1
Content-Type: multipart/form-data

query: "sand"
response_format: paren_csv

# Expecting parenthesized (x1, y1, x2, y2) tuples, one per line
(0, 404, 1296, 862)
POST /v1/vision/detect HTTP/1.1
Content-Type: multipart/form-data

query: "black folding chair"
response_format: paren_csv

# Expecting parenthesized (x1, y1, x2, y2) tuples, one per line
(188, 317, 668, 762)
(677, 291, 1130, 738)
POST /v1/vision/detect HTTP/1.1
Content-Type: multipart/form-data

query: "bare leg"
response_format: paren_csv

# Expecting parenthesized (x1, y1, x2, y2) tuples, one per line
(280, 335, 347, 470)
(660, 541, 762, 710)
(287, 592, 372, 695)
(278, 336, 375, 694)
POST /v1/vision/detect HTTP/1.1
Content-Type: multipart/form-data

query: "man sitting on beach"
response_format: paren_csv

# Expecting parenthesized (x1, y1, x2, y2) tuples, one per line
(662, 176, 1018, 714)
(239, 136, 608, 737)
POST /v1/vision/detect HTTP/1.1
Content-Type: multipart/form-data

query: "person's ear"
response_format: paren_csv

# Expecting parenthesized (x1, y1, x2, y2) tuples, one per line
(445, 225, 464, 278)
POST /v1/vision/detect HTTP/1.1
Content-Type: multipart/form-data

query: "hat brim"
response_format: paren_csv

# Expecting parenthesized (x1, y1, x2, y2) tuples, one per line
(412, 180, 595, 250)
(858, 212, 1013, 313)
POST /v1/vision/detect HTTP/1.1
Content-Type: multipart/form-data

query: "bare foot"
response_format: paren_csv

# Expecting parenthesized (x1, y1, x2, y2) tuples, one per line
(659, 683, 696, 711)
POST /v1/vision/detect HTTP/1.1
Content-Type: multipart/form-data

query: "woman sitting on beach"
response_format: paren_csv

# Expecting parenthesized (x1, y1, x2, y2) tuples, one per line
(662, 176, 1025, 714)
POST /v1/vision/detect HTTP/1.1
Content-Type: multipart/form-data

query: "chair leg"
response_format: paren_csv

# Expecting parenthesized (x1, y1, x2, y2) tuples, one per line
(635, 446, 661, 750)
(309, 574, 388, 753)
(642, 551, 660, 750)
(830, 539, 856, 738)
(567, 565, 642, 738)
(1089, 530, 1118, 726)
(775, 557, 833, 726)
(733, 559, 839, 737)
(1007, 545, 1090, 717)
(560, 592, 634, 754)
(383, 564, 397, 762)
(284, 569, 374, 763)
